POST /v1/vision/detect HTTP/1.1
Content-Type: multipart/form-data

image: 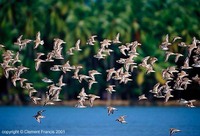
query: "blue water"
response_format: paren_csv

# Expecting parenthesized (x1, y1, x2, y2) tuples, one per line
(0, 106, 200, 136)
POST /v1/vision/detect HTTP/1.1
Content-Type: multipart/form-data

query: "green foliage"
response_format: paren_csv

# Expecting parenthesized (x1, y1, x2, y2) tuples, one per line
(0, 0, 199, 102)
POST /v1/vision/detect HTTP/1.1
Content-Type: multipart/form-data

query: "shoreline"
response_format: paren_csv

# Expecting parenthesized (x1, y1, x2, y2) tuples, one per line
(0, 100, 200, 107)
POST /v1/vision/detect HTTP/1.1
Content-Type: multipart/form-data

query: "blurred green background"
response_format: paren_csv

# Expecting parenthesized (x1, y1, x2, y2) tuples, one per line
(0, 0, 200, 105)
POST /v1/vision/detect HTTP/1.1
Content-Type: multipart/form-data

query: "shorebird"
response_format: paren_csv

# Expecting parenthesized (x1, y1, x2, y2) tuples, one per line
(113, 33, 121, 44)
(94, 51, 106, 60)
(16, 65, 29, 75)
(88, 80, 97, 90)
(75, 98, 87, 108)
(124, 78, 133, 84)
(112, 68, 124, 80)
(165, 91, 174, 103)
(0, 44, 5, 48)
(34, 31, 44, 49)
(178, 98, 188, 105)
(160, 34, 171, 51)
(4, 67, 16, 78)
(178, 42, 188, 47)
(192, 74, 200, 85)
(169, 128, 181, 136)
(67, 47, 75, 55)
(192, 55, 200, 67)
(36, 52, 45, 59)
(119, 45, 130, 56)
(35, 58, 45, 71)
(21, 39, 32, 46)
(47, 84, 61, 95)
(88, 94, 100, 107)
(23, 82, 33, 90)
(128, 41, 141, 55)
(173, 77, 184, 91)
(119, 71, 132, 83)
(106, 68, 116, 81)
(14, 36, 32, 51)
(43, 92, 55, 106)
(153, 90, 165, 99)
(74, 39, 82, 51)
(106, 85, 116, 94)
(181, 57, 192, 69)
(77, 88, 88, 99)
(100, 39, 112, 48)
(12, 52, 21, 65)
(53, 38, 66, 50)
(139, 56, 150, 68)
(28, 88, 38, 97)
(116, 58, 126, 64)
(172, 36, 182, 43)
(30, 96, 41, 105)
(167, 66, 179, 74)
(149, 57, 158, 66)
(107, 106, 118, 115)
(45, 52, 54, 62)
(19, 78, 28, 88)
(88, 70, 101, 81)
(60, 61, 74, 73)
(50, 65, 61, 71)
(78, 74, 90, 83)
(149, 83, 160, 94)
(33, 110, 45, 123)
(186, 100, 196, 108)
(86, 35, 97, 45)
(174, 53, 183, 63)
(194, 45, 200, 54)
(116, 115, 127, 124)
(2, 50, 14, 59)
(165, 51, 175, 62)
(162, 82, 173, 93)
(53, 47, 64, 60)
(177, 71, 188, 79)
(56, 75, 66, 87)
(72, 65, 83, 79)
(51, 89, 62, 102)
(124, 60, 137, 72)
(14, 35, 23, 50)
(11, 74, 21, 87)
(138, 94, 148, 101)
(187, 37, 197, 57)
(146, 64, 155, 75)
(14, 35, 23, 45)
(180, 77, 192, 90)
(42, 77, 53, 83)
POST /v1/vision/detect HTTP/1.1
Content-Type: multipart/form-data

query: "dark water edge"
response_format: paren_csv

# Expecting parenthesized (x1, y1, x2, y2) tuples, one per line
(1, 100, 200, 107)
(0, 106, 200, 136)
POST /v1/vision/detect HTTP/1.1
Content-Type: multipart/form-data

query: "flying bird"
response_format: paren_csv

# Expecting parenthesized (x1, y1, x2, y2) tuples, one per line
(113, 33, 121, 44)
(172, 36, 182, 43)
(106, 85, 116, 94)
(35, 58, 45, 71)
(138, 94, 148, 101)
(165, 51, 175, 62)
(169, 128, 181, 136)
(88, 94, 100, 107)
(116, 115, 127, 124)
(34, 31, 44, 49)
(107, 106, 118, 115)
(33, 110, 45, 123)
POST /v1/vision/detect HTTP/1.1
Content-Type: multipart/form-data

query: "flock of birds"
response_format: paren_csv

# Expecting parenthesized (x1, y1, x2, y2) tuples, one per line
(0, 32, 200, 136)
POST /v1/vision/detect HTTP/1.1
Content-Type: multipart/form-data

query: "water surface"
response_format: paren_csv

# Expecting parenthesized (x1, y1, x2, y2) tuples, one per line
(0, 106, 199, 136)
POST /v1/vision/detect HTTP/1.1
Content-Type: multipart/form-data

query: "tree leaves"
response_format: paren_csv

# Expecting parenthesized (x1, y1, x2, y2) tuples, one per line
(0, 0, 199, 102)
